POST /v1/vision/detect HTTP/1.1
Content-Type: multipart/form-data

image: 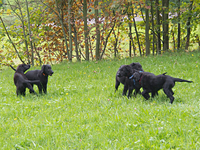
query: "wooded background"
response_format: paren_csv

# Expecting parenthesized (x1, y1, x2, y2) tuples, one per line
(0, 0, 200, 66)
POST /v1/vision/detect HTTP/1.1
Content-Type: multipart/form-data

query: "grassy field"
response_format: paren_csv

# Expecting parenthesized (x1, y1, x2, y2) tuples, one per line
(0, 51, 200, 149)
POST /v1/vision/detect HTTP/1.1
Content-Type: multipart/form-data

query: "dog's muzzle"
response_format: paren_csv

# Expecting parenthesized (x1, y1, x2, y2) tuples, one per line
(117, 73, 122, 77)
(50, 71, 54, 76)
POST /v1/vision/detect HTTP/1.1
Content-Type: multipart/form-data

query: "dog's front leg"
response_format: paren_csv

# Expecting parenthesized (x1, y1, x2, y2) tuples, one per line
(43, 84, 47, 94)
(127, 86, 134, 98)
(122, 84, 128, 96)
(37, 84, 43, 94)
(134, 87, 141, 96)
(115, 80, 120, 92)
(151, 91, 158, 98)
(142, 90, 150, 100)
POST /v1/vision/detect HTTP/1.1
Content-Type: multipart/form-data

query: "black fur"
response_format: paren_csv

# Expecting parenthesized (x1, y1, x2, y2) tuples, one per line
(10, 64, 54, 94)
(25, 65, 54, 94)
(13, 64, 40, 96)
(115, 62, 144, 98)
(130, 71, 193, 104)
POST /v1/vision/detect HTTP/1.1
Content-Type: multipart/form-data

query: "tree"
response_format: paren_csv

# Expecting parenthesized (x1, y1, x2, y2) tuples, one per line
(150, 0, 155, 55)
(68, 0, 72, 61)
(14, 0, 30, 63)
(95, 0, 100, 60)
(132, 4, 141, 56)
(162, 0, 169, 51)
(83, 0, 89, 61)
(25, 0, 34, 65)
(145, 0, 150, 55)
(156, 0, 161, 54)
(185, 0, 193, 50)
(177, 0, 181, 50)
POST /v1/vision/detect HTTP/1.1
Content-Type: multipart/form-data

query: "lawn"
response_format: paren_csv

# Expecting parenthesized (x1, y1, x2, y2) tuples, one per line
(0, 51, 200, 149)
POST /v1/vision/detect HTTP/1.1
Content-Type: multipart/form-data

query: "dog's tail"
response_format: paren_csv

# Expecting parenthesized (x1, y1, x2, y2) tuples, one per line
(162, 72, 167, 75)
(173, 78, 193, 83)
(10, 65, 16, 71)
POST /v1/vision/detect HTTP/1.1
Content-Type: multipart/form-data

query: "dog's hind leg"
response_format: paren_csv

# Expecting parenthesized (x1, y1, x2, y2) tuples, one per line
(29, 84, 34, 93)
(163, 82, 175, 103)
(27, 83, 37, 95)
(163, 88, 174, 104)
(169, 88, 174, 95)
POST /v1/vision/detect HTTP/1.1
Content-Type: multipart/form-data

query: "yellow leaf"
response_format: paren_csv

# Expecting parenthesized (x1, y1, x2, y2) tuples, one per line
(7, 9, 12, 15)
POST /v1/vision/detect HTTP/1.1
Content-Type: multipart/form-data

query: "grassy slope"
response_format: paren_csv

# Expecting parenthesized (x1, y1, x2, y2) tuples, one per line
(0, 52, 200, 149)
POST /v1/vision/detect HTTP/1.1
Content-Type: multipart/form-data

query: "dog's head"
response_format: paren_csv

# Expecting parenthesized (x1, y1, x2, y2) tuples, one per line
(117, 65, 133, 78)
(129, 71, 142, 81)
(42, 64, 54, 76)
(16, 64, 30, 73)
(129, 62, 144, 71)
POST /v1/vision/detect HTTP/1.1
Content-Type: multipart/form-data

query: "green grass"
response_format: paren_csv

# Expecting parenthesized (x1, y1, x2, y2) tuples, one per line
(0, 52, 200, 149)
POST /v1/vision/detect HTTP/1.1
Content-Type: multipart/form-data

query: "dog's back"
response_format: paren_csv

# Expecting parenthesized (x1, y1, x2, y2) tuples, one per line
(25, 70, 41, 80)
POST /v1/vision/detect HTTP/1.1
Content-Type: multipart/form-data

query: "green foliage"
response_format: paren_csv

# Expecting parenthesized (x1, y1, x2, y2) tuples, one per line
(0, 52, 200, 149)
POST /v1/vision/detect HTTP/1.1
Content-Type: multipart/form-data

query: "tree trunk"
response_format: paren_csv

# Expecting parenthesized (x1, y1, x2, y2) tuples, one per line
(100, 22, 115, 59)
(177, 0, 181, 50)
(95, 0, 100, 60)
(16, 0, 30, 64)
(185, 0, 193, 50)
(113, 27, 120, 58)
(145, 0, 150, 56)
(128, 20, 132, 57)
(132, 7, 141, 56)
(151, 0, 155, 55)
(68, 0, 72, 61)
(25, 0, 34, 66)
(34, 43, 42, 66)
(55, 0, 70, 61)
(72, 14, 80, 61)
(162, 0, 169, 52)
(156, 0, 161, 54)
(83, 0, 89, 61)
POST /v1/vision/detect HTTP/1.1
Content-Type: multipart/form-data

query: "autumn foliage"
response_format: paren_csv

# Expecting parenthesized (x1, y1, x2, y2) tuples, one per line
(0, 0, 200, 67)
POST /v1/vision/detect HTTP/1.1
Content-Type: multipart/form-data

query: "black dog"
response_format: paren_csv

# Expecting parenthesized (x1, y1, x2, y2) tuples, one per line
(25, 65, 54, 94)
(130, 71, 193, 104)
(11, 64, 54, 94)
(13, 64, 40, 96)
(115, 62, 144, 98)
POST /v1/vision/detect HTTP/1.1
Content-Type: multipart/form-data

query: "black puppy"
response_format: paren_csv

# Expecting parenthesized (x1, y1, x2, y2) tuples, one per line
(25, 65, 54, 94)
(13, 64, 40, 96)
(115, 62, 144, 98)
(11, 64, 54, 94)
(130, 71, 193, 104)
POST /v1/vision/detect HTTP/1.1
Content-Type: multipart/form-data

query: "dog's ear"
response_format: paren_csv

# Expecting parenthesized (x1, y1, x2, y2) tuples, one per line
(130, 63, 136, 67)
(125, 65, 133, 75)
(41, 65, 47, 73)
